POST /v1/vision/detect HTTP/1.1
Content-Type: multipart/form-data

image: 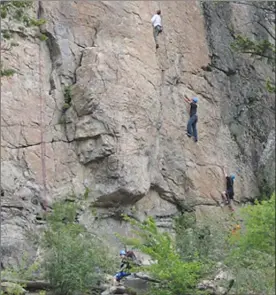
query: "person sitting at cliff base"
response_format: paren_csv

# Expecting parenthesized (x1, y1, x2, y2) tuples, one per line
(114, 250, 138, 284)
(151, 10, 162, 49)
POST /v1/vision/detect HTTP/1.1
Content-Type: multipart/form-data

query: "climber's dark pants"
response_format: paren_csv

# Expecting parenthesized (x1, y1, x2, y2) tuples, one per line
(187, 114, 198, 141)
(153, 25, 162, 45)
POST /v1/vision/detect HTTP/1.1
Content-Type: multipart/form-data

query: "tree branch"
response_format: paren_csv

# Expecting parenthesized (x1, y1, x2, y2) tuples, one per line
(240, 51, 273, 60)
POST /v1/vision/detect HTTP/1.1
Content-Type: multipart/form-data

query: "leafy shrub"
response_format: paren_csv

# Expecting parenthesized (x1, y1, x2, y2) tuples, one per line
(175, 213, 230, 267)
(266, 78, 276, 93)
(175, 195, 275, 295)
(1, 1, 47, 77)
(227, 194, 275, 294)
(230, 193, 275, 256)
(1, 252, 41, 281)
(119, 193, 275, 295)
(61, 86, 73, 113)
(1, 1, 33, 25)
(38, 33, 48, 41)
(1, 66, 16, 77)
(0, 283, 26, 295)
(10, 1, 33, 9)
(23, 17, 47, 27)
(1, 252, 41, 295)
(2, 30, 11, 39)
(119, 216, 203, 295)
(64, 85, 72, 105)
(1, 8, 7, 19)
(231, 34, 275, 92)
(40, 201, 117, 295)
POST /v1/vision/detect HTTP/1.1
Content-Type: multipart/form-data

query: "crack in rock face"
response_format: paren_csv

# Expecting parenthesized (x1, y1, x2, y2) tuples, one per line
(1, 1, 275, 266)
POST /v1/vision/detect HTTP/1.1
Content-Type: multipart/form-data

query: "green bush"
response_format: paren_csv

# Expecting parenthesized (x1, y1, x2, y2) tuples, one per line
(14, 8, 24, 21)
(30, 18, 47, 26)
(1, 67, 16, 77)
(2, 252, 41, 281)
(119, 216, 203, 295)
(1, 1, 46, 37)
(62, 103, 71, 111)
(38, 33, 48, 41)
(61, 86, 73, 113)
(2, 30, 11, 39)
(231, 33, 275, 92)
(230, 193, 275, 255)
(40, 201, 117, 295)
(175, 195, 275, 295)
(119, 193, 275, 295)
(266, 78, 276, 93)
(1, 252, 41, 295)
(10, 1, 33, 9)
(1, 0, 47, 77)
(175, 213, 230, 266)
(226, 193, 275, 294)
(0, 283, 26, 295)
(1, 1, 33, 24)
(1, 9, 7, 19)
(64, 85, 72, 105)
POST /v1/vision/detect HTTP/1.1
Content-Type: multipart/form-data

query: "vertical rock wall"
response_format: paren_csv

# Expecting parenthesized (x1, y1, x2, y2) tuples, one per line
(1, 1, 275, 266)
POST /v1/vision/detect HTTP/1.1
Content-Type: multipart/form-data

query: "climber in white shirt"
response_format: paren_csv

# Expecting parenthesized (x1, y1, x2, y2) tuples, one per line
(151, 10, 162, 49)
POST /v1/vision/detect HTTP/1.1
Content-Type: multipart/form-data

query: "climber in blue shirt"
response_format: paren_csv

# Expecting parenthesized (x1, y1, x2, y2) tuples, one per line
(184, 96, 198, 142)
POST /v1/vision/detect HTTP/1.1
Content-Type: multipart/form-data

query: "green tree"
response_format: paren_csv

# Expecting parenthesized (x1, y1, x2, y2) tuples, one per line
(227, 193, 275, 294)
(40, 201, 117, 295)
(230, 1, 276, 92)
(117, 193, 275, 295)
(119, 216, 203, 295)
(231, 193, 275, 255)
(175, 213, 231, 273)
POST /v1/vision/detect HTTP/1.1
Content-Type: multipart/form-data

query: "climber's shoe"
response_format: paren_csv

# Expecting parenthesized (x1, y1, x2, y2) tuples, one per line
(156, 44, 159, 49)
(194, 138, 198, 143)
(186, 133, 192, 138)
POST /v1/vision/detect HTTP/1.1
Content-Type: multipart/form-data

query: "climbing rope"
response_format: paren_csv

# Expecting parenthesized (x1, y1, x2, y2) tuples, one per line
(158, 1, 169, 61)
(38, 4, 48, 211)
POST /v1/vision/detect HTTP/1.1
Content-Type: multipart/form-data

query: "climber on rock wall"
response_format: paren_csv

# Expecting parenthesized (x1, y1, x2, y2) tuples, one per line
(151, 10, 162, 49)
(184, 96, 198, 142)
(221, 167, 236, 211)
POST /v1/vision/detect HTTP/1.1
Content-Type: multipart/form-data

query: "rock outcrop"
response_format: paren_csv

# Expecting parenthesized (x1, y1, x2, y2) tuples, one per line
(1, 1, 275, 266)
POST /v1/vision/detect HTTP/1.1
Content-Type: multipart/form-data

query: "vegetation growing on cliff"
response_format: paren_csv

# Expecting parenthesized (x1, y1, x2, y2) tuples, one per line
(39, 201, 117, 295)
(227, 193, 275, 294)
(1, 193, 274, 295)
(62, 85, 73, 113)
(0, 1, 47, 77)
(119, 215, 203, 295)
(230, 1, 276, 92)
(119, 193, 275, 295)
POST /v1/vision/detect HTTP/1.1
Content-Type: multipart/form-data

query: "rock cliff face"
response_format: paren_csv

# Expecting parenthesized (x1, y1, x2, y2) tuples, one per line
(1, 1, 275, 266)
